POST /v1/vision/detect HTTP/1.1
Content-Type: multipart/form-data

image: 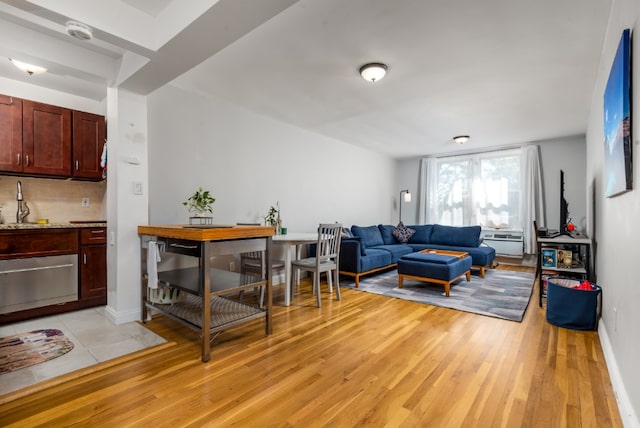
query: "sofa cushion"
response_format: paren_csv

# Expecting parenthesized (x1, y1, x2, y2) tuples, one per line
(378, 224, 398, 245)
(407, 224, 433, 244)
(370, 244, 414, 263)
(359, 248, 393, 272)
(392, 222, 416, 243)
(430, 225, 481, 247)
(351, 225, 384, 248)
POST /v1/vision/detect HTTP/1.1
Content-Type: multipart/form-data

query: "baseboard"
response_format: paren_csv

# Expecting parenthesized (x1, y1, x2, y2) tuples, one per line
(598, 319, 640, 427)
(103, 305, 141, 325)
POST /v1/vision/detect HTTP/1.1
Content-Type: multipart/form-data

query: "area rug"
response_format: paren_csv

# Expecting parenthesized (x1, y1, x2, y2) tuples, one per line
(0, 329, 74, 374)
(341, 269, 535, 322)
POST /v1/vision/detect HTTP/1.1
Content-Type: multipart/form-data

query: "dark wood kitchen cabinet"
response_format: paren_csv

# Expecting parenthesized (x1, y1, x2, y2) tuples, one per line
(79, 227, 107, 303)
(22, 99, 72, 177)
(72, 111, 105, 180)
(0, 94, 24, 173)
(0, 93, 105, 180)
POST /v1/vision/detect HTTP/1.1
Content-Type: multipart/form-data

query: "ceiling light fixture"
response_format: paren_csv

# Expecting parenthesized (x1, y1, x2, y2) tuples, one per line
(66, 21, 93, 41)
(9, 58, 47, 75)
(453, 135, 470, 144)
(359, 63, 387, 82)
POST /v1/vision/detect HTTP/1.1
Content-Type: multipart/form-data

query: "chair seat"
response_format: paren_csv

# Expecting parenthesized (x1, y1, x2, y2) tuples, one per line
(291, 257, 336, 269)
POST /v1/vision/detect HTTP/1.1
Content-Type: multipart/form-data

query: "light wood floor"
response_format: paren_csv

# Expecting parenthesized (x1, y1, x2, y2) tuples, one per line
(0, 265, 622, 427)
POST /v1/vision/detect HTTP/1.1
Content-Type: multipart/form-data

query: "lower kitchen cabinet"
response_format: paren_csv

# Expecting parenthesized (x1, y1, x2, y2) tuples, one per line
(0, 226, 107, 324)
(79, 228, 107, 303)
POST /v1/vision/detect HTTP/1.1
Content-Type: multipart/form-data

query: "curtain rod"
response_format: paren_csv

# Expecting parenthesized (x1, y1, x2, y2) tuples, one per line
(424, 143, 533, 159)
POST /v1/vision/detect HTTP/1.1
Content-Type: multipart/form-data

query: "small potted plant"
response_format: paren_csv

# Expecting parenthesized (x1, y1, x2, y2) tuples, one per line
(183, 187, 216, 217)
(263, 202, 282, 234)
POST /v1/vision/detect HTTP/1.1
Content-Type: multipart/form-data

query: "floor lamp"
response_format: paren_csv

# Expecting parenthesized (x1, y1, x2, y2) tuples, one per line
(399, 189, 411, 223)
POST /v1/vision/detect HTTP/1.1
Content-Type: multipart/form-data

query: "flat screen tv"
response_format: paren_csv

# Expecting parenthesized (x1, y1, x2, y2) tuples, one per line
(603, 28, 632, 197)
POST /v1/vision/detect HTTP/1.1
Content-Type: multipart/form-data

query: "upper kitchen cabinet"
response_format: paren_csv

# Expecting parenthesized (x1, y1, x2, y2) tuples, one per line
(0, 94, 105, 181)
(22, 100, 72, 177)
(72, 111, 105, 180)
(0, 95, 23, 173)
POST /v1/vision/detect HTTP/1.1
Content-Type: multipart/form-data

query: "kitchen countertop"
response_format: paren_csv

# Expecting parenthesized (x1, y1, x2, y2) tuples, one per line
(0, 222, 106, 230)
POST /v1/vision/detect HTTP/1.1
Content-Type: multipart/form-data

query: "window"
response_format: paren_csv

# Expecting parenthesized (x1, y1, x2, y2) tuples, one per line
(434, 149, 521, 228)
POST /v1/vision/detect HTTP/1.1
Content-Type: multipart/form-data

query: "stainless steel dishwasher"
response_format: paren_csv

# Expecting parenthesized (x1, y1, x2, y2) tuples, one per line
(0, 227, 79, 318)
(0, 254, 78, 314)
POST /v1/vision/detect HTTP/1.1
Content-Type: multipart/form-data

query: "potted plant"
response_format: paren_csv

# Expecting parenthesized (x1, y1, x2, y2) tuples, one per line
(183, 187, 216, 216)
(263, 202, 282, 233)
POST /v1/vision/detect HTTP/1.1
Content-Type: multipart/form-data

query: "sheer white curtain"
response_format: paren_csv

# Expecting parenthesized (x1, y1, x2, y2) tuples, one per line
(418, 157, 438, 224)
(520, 145, 545, 254)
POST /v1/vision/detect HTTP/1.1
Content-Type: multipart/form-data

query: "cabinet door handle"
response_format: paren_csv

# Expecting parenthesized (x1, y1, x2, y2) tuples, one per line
(17, 153, 21, 166)
(25, 155, 30, 166)
(91, 230, 105, 234)
(75, 160, 79, 170)
(83, 253, 87, 264)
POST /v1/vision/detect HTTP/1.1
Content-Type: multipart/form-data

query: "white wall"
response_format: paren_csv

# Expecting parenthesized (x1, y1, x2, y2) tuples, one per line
(104, 88, 149, 325)
(585, 0, 640, 424)
(538, 135, 587, 232)
(0, 76, 104, 114)
(395, 136, 587, 233)
(146, 84, 395, 231)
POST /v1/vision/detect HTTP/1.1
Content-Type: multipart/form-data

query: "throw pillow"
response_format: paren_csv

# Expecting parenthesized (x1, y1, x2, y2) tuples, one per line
(341, 227, 353, 238)
(392, 222, 416, 243)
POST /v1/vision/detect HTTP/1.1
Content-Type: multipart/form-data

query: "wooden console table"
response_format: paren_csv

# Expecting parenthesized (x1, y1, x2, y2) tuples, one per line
(138, 224, 274, 362)
(536, 234, 592, 307)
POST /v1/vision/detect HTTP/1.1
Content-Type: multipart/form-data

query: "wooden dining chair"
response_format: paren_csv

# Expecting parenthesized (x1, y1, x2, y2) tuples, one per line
(290, 223, 343, 307)
(240, 251, 285, 307)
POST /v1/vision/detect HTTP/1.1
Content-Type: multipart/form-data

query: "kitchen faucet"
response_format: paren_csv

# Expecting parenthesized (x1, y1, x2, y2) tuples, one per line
(16, 181, 30, 223)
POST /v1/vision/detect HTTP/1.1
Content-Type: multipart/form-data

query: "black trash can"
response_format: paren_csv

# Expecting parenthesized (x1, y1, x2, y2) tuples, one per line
(546, 278, 601, 331)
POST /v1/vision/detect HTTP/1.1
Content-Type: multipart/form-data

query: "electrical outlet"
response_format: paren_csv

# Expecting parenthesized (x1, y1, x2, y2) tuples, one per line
(229, 261, 235, 272)
(81, 197, 90, 207)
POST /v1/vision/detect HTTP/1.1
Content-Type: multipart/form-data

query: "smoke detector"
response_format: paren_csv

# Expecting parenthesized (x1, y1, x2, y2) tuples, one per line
(66, 21, 93, 41)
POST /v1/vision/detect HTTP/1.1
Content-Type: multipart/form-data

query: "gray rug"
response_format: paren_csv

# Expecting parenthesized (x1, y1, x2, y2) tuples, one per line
(341, 269, 535, 322)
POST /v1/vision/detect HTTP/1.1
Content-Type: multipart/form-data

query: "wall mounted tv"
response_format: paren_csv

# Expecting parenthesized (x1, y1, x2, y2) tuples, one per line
(603, 28, 632, 198)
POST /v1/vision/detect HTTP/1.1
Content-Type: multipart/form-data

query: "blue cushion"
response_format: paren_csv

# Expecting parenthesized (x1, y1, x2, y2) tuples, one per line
(430, 225, 481, 247)
(423, 244, 496, 266)
(378, 224, 398, 245)
(401, 252, 460, 265)
(359, 248, 393, 272)
(351, 225, 384, 248)
(371, 244, 414, 263)
(407, 224, 433, 244)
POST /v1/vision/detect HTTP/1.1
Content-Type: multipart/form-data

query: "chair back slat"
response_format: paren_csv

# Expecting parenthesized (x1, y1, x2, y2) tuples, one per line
(316, 223, 342, 263)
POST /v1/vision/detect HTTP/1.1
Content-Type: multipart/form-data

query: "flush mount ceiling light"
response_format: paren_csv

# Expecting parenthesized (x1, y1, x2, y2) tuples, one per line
(359, 62, 387, 82)
(66, 21, 93, 41)
(9, 58, 47, 75)
(453, 135, 470, 144)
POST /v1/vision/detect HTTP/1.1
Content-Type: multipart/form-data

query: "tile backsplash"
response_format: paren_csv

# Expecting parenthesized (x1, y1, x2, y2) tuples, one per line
(0, 176, 106, 224)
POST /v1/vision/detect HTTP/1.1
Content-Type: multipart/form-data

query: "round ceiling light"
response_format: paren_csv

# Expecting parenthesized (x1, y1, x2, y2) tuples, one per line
(66, 21, 93, 41)
(359, 63, 387, 83)
(453, 135, 470, 144)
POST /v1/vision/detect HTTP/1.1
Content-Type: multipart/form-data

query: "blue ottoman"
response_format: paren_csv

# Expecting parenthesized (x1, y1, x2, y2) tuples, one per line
(397, 251, 472, 297)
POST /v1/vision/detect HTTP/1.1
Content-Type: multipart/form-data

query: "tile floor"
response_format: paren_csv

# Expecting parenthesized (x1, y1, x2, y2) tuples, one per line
(0, 307, 166, 396)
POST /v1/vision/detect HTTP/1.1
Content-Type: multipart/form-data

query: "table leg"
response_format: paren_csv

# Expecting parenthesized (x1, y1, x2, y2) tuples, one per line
(283, 244, 292, 306)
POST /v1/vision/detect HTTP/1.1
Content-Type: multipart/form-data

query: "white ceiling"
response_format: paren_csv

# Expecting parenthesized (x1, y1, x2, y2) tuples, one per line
(0, 0, 611, 158)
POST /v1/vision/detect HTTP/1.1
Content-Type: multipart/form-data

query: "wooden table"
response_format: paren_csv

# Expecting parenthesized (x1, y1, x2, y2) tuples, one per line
(272, 232, 318, 306)
(138, 224, 274, 362)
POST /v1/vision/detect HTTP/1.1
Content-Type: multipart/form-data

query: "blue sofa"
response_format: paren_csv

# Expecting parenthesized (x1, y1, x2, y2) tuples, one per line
(339, 224, 496, 286)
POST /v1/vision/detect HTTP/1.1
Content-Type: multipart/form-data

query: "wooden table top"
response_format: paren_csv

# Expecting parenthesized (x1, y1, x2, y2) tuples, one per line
(137, 224, 275, 241)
